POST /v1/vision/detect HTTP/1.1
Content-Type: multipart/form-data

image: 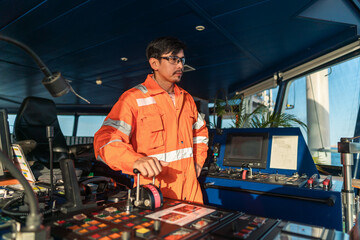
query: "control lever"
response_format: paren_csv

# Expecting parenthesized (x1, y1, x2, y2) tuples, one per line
(125, 189, 133, 213)
(132, 169, 163, 210)
(133, 169, 142, 207)
(307, 174, 319, 188)
(322, 175, 332, 191)
(248, 167, 253, 179)
(242, 170, 248, 180)
(46, 126, 55, 202)
(59, 159, 97, 214)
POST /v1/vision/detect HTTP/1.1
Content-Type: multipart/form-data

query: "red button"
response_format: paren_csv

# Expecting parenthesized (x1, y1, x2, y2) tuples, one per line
(90, 233, 101, 239)
(88, 226, 99, 231)
(323, 179, 330, 186)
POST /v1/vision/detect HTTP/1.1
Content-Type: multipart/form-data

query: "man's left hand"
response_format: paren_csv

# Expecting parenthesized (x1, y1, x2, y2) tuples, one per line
(195, 163, 202, 177)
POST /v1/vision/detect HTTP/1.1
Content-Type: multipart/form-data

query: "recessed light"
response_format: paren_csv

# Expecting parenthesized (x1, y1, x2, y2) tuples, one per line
(96, 79, 102, 85)
(195, 25, 205, 31)
(121, 57, 128, 61)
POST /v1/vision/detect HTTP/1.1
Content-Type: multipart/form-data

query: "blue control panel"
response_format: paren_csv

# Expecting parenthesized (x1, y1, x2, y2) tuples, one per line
(200, 128, 343, 230)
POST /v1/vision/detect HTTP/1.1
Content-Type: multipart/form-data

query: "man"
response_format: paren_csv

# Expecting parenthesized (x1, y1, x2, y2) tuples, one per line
(94, 36, 209, 203)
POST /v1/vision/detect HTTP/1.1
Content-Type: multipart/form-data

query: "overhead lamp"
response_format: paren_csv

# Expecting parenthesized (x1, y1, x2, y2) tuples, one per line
(195, 25, 205, 31)
(0, 35, 89, 103)
(96, 78, 102, 85)
(42, 72, 70, 97)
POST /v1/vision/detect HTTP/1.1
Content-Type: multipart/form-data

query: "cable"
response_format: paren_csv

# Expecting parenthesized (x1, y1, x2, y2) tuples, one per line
(0, 151, 41, 231)
(1, 195, 25, 216)
(0, 34, 90, 103)
(350, 136, 360, 140)
(0, 35, 52, 77)
(2, 195, 53, 216)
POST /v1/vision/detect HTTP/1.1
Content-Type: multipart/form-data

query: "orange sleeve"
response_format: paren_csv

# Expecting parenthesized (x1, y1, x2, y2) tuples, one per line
(191, 100, 209, 168)
(94, 94, 144, 175)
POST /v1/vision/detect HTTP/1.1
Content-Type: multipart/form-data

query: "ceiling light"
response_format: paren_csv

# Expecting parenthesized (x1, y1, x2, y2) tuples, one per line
(121, 57, 128, 61)
(195, 25, 205, 31)
(96, 79, 102, 85)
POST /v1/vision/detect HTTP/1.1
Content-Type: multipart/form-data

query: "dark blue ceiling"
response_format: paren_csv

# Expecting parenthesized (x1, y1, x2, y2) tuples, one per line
(0, 0, 359, 111)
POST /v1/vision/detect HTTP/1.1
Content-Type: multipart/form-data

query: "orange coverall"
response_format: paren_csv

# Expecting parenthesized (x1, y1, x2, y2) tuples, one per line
(94, 74, 209, 203)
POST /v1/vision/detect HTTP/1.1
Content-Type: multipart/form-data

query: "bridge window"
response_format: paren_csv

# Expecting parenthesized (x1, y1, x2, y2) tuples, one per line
(76, 115, 106, 137)
(209, 88, 279, 129)
(58, 115, 75, 136)
(8, 114, 16, 134)
(284, 56, 360, 166)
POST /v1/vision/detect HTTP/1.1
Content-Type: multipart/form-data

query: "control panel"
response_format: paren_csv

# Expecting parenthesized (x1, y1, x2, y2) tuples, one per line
(208, 168, 309, 188)
(49, 198, 238, 239)
(48, 198, 347, 239)
(201, 128, 343, 230)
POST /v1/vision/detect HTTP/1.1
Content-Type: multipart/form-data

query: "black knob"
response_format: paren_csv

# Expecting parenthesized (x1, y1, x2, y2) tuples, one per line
(133, 169, 140, 174)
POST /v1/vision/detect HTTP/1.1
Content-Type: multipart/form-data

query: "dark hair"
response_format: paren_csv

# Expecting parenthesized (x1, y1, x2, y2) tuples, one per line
(146, 36, 186, 60)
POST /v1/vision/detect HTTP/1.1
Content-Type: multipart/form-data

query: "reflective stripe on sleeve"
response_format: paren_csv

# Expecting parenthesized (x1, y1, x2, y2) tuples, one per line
(193, 113, 205, 129)
(149, 147, 193, 162)
(136, 97, 156, 107)
(100, 139, 123, 149)
(103, 118, 132, 136)
(193, 136, 209, 145)
(134, 84, 148, 94)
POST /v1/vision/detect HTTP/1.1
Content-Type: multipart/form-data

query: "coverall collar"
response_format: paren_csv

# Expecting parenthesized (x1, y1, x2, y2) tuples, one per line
(145, 74, 184, 96)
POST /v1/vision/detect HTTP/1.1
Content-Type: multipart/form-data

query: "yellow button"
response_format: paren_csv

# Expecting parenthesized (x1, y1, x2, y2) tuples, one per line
(137, 228, 150, 233)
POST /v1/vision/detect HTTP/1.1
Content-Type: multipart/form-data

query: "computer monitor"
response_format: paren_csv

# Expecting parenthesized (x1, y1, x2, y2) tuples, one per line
(0, 109, 13, 176)
(223, 132, 269, 169)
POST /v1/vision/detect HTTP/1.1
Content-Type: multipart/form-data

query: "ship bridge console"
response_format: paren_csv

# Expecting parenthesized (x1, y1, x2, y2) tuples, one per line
(200, 127, 343, 231)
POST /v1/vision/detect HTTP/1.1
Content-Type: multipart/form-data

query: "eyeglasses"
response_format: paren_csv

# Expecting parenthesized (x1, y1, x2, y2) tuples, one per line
(160, 56, 185, 65)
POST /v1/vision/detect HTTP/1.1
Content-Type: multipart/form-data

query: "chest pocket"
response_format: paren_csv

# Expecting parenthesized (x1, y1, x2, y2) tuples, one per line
(139, 114, 164, 149)
(181, 109, 196, 131)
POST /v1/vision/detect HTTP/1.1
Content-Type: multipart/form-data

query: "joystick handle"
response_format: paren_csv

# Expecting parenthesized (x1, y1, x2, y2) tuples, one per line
(133, 168, 156, 185)
(132, 168, 158, 208)
(133, 168, 141, 205)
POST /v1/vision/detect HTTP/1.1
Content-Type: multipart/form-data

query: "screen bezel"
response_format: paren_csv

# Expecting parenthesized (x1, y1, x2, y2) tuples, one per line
(223, 132, 269, 169)
(0, 109, 13, 176)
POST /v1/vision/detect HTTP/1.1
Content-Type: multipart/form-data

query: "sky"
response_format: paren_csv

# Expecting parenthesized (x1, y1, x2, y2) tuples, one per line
(285, 56, 360, 147)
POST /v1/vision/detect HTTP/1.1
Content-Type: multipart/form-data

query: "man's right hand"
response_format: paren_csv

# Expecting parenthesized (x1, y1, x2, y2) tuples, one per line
(133, 157, 169, 177)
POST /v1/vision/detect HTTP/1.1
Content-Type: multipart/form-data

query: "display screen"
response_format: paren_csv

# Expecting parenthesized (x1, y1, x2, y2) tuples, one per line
(223, 132, 269, 169)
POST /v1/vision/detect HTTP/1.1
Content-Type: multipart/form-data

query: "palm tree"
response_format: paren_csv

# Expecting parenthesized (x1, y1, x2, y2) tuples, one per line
(214, 95, 307, 131)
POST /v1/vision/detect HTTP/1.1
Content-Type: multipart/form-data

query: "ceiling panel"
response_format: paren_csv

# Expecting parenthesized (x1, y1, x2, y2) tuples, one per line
(0, 0, 359, 112)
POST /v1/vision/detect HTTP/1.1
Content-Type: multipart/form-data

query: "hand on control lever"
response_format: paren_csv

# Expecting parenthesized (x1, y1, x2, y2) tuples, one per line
(133, 157, 169, 177)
